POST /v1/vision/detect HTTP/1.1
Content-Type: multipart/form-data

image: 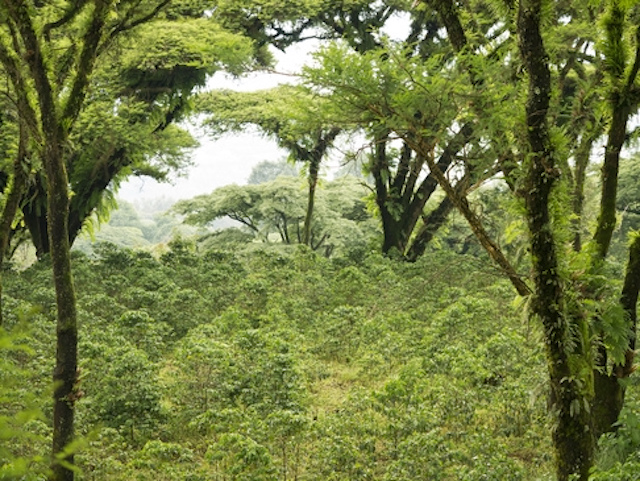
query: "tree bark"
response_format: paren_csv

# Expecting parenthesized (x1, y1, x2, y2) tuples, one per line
(406, 195, 454, 262)
(620, 234, 640, 377)
(302, 158, 319, 246)
(375, 127, 472, 258)
(518, 1, 594, 478)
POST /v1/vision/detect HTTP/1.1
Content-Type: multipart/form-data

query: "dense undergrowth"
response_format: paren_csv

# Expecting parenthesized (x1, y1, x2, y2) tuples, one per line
(2, 241, 640, 480)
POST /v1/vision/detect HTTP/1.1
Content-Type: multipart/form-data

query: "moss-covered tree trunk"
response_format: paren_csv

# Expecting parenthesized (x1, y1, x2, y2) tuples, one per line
(589, 4, 640, 439)
(44, 132, 79, 481)
(18, 21, 81, 481)
(302, 158, 320, 246)
(1, 1, 110, 478)
(518, 1, 594, 478)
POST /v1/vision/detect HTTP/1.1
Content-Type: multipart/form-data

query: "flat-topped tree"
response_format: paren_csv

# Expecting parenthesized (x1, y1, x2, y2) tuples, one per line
(174, 174, 372, 255)
(198, 84, 341, 247)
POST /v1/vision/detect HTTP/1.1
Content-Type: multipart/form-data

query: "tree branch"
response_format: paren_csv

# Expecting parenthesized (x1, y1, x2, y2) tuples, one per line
(408, 133, 531, 296)
(105, 0, 171, 45)
(43, 0, 89, 38)
(61, 0, 111, 127)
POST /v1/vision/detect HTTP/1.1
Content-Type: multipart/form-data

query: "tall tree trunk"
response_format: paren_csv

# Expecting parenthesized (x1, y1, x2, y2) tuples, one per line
(571, 133, 594, 252)
(518, 1, 594, 478)
(5, 1, 85, 476)
(295, 127, 339, 248)
(593, 4, 640, 261)
(29, 41, 80, 480)
(302, 158, 320, 246)
(45, 140, 79, 481)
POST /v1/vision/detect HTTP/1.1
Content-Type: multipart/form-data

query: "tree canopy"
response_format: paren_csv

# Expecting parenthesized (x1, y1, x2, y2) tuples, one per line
(174, 174, 376, 256)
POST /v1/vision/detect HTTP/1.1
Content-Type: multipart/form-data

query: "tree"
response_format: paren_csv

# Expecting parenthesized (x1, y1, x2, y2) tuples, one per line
(305, 40, 497, 261)
(300, 9, 485, 259)
(248, 159, 299, 185)
(428, 2, 640, 478)
(0, 2, 114, 478)
(198, 84, 341, 247)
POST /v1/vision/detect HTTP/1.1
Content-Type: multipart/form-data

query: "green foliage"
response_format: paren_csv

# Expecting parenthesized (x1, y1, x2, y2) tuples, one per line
(304, 42, 464, 136)
(601, 1, 630, 80)
(198, 84, 337, 151)
(86, 345, 165, 440)
(5, 2, 640, 480)
(592, 400, 640, 480)
(206, 432, 277, 481)
(0, 325, 48, 480)
(119, 19, 256, 90)
(0, 242, 564, 480)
